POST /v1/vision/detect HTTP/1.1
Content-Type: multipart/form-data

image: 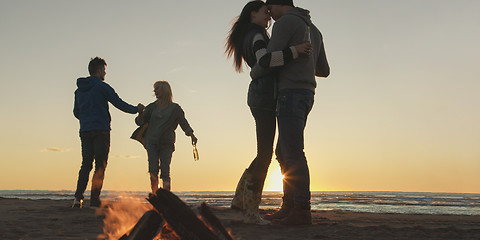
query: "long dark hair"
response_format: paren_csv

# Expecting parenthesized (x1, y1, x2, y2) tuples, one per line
(225, 0, 266, 72)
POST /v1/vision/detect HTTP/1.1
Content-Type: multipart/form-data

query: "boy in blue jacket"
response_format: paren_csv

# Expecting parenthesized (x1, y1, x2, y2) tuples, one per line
(72, 57, 144, 208)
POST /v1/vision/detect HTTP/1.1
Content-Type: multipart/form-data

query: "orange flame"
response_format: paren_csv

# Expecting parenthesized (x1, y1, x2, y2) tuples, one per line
(97, 197, 153, 239)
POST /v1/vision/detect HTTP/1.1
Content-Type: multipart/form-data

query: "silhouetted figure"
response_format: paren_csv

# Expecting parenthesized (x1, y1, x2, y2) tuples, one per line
(135, 81, 197, 194)
(225, 0, 311, 224)
(254, 0, 330, 225)
(73, 57, 144, 208)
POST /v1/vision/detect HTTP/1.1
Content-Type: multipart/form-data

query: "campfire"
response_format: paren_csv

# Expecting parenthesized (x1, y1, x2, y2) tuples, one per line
(99, 189, 233, 240)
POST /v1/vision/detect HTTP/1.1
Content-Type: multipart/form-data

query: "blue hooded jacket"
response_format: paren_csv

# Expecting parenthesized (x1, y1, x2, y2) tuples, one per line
(73, 76, 138, 132)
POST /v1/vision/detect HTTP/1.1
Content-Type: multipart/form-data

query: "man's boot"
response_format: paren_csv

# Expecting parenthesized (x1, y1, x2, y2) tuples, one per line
(263, 198, 292, 221)
(90, 170, 104, 208)
(264, 177, 292, 221)
(231, 169, 248, 211)
(243, 172, 269, 225)
(278, 207, 312, 225)
(90, 188, 102, 208)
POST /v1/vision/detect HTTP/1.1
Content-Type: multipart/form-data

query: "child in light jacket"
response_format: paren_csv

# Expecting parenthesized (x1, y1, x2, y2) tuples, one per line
(135, 81, 197, 193)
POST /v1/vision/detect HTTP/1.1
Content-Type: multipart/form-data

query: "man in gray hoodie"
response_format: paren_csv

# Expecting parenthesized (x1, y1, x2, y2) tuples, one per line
(261, 0, 330, 225)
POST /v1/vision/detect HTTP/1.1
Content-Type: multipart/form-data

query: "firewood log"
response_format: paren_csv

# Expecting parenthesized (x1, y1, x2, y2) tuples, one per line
(148, 189, 220, 240)
(199, 202, 233, 240)
(119, 210, 163, 240)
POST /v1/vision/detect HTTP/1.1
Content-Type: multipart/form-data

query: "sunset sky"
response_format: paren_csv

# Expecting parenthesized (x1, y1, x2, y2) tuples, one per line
(1, 0, 479, 193)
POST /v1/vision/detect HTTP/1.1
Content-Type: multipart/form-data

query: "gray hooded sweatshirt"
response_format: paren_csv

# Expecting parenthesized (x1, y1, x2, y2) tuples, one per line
(267, 7, 330, 92)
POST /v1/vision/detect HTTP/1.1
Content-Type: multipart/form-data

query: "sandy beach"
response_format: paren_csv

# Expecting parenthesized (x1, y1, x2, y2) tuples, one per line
(1, 197, 480, 240)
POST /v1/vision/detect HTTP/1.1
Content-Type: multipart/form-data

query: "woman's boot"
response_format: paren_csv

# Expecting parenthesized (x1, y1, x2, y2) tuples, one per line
(231, 169, 248, 211)
(162, 179, 171, 191)
(243, 172, 269, 225)
(150, 174, 159, 194)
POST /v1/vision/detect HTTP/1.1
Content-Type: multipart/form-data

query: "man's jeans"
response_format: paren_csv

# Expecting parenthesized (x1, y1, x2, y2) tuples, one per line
(275, 89, 314, 209)
(75, 130, 110, 201)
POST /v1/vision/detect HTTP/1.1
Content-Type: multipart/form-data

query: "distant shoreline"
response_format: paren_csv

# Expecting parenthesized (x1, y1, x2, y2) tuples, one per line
(1, 190, 479, 216)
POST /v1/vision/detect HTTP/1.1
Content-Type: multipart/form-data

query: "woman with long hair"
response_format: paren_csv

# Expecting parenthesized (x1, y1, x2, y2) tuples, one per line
(225, 0, 311, 224)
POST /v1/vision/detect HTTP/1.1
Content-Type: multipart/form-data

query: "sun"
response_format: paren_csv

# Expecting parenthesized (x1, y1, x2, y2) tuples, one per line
(264, 164, 284, 191)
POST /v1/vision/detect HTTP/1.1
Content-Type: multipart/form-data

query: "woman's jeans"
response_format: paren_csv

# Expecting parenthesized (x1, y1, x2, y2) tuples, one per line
(275, 89, 314, 209)
(247, 107, 276, 191)
(75, 130, 110, 201)
(146, 143, 174, 180)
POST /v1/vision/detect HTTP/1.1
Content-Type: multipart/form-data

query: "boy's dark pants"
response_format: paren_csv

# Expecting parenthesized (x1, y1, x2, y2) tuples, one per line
(74, 130, 110, 201)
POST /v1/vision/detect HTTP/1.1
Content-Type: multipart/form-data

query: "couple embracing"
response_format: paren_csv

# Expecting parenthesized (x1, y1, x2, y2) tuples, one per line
(226, 0, 330, 225)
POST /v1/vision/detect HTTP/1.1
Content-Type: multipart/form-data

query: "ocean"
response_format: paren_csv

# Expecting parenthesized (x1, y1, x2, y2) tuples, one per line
(1, 190, 479, 216)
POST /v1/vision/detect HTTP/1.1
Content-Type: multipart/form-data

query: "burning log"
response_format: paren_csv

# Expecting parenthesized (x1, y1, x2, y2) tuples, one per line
(148, 189, 233, 240)
(119, 210, 163, 240)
